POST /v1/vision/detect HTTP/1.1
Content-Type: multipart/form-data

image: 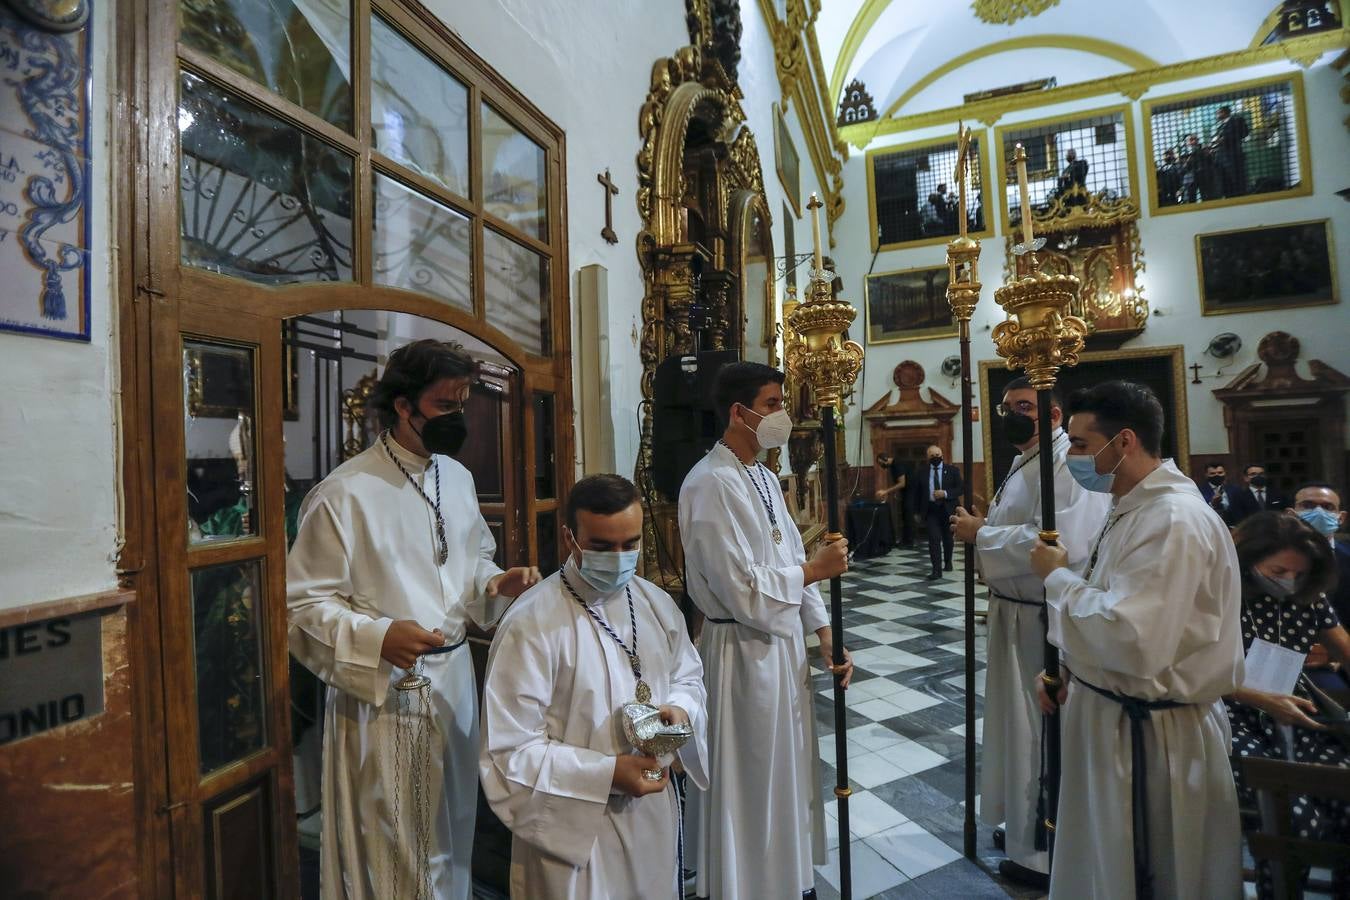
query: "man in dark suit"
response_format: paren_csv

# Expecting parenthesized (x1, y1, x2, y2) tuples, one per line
(1057, 149, 1088, 194)
(913, 443, 962, 580)
(1230, 463, 1288, 523)
(1210, 105, 1250, 198)
(1196, 462, 1240, 525)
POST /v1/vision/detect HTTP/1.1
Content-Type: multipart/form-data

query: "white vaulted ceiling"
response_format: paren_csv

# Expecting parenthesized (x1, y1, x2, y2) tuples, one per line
(816, 0, 1289, 122)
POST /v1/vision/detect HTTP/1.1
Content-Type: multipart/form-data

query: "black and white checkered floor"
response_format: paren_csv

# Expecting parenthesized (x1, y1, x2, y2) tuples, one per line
(806, 541, 1044, 900)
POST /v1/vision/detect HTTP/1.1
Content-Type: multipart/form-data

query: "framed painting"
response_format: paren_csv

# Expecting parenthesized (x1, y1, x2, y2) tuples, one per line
(774, 102, 801, 217)
(0, 8, 92, 342)
(864, 264, 955, 344)
(1196, 219, 1336, 316)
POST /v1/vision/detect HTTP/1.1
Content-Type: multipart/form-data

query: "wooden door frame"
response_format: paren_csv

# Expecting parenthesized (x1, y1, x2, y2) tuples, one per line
(117, 1, 576, 895)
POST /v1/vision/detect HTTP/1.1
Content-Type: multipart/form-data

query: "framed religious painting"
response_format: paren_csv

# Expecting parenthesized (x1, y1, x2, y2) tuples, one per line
(1196, 219, 1337, 316)
(0, 8, 93, 342)
(865, 132, 994, 252)
(863, 264, 955, 345)
(1143, 73, 1311, 215)
(774, 103, 801, 217)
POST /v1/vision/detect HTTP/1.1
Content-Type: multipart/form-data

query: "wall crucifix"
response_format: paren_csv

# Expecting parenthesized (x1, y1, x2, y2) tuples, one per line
(597, 168, 619, 244)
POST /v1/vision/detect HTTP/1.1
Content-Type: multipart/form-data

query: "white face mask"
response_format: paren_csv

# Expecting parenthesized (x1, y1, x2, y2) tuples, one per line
(740, 406, 793, 450)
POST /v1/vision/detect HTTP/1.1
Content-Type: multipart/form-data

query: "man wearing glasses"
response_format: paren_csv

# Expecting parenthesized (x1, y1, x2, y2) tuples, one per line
(951, 377, 1109, 888)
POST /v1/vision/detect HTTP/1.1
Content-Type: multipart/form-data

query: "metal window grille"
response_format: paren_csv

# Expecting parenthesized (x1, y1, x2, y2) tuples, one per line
(873, 139, 986, 246)
(1148, 81, 1301, 208)
(1002, 111, 1129, 228)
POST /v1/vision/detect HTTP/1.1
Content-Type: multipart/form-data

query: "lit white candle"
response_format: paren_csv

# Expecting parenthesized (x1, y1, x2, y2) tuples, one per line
(809, 192, 824, 274)
(1014, 143, 1034, 249)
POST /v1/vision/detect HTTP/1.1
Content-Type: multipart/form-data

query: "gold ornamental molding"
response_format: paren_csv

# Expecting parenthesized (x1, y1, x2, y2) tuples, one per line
(839, 27, 1349, 148)
(880, 35, 1159, 122)
(757, 0, 849, 244)
(972, 0, 1061, 26)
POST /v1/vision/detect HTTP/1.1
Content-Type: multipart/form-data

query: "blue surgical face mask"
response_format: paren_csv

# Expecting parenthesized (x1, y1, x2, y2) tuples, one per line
(577, 548, 640, 594)
(1251, 567, 1301, 599)
(1297, 507, 1341, 537)
(1066, 435, 1124, 494)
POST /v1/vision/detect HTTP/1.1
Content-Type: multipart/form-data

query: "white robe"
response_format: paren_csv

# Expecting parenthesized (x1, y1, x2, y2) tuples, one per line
(286, 438, 507, 900)
(976, 430, 1110, 874)
(1043, 460, 1245, 900)
(678, 442, 829, 900)
(480, 563, 709, 899)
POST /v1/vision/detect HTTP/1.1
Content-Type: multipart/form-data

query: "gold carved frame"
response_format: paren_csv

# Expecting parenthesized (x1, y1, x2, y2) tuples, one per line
(863, 263, 958, 345)
(993, 102, 1140, 238)
(1141, 71, 1313, 217)
(634, 32, 774, 590)
(863, 131, 995, 253)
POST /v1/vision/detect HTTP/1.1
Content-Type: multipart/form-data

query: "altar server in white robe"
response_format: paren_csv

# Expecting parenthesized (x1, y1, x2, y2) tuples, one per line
(481, 474, 709, 899)
(950, 376, 1109, 890)
(1029, 380, 1244, 900)
(287, 339, 540, 900)
(678, 361, 853, 900)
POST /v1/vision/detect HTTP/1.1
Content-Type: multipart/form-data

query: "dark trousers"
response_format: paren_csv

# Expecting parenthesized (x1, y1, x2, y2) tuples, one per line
(924, 506, 953, 572)
(887, 495, 913, 545)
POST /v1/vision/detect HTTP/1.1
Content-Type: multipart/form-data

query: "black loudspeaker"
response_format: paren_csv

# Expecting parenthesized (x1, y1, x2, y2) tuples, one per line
(651, 350, 738, 498)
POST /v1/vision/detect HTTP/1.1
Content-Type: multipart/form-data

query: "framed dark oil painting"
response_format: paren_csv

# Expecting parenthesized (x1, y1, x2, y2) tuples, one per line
(864, 265, 955, 344)
(1196, 219, 1336, 316)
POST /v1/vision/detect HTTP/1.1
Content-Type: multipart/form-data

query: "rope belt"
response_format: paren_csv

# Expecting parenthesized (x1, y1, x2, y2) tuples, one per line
(423, 636, 467, 655)
(705, 616, 741, 625)
(989, 590, 1043, 607)
(1074, 676, 1189, 900)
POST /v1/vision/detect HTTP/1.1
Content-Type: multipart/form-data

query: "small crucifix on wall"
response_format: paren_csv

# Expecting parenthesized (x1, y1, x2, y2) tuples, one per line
(1190, 362, 1203, 384)
(597, 168, 619, 245)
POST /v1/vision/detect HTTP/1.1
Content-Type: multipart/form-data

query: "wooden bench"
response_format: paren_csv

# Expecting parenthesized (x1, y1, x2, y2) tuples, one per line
(1240, 756, 1350, 898)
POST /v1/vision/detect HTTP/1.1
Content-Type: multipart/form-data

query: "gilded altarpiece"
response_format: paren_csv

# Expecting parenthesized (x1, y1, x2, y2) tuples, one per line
(635, 25, 780, 593)
(1005, 184, 1149, 348)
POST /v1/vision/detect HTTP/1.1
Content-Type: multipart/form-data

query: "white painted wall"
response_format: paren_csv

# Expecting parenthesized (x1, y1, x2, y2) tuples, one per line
(831, 54, 1350, 474)
(427, 0, 830, 481)
(0, 3, 119, 611)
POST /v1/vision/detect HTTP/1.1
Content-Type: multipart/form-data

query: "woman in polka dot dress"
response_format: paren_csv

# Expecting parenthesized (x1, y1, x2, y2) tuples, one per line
(1226, 511, 1350, 897)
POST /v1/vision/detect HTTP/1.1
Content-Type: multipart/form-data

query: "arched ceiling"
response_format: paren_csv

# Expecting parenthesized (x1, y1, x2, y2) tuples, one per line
(817, 0, 1291, 122)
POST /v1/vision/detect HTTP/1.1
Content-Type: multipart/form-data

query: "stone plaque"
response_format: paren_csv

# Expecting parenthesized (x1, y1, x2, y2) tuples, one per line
(0, 610, 103, 745)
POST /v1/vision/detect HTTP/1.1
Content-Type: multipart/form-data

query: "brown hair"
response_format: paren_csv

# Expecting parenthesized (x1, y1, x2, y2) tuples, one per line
(1233, 510, 1337, 604)
(370, 339, 476, 429)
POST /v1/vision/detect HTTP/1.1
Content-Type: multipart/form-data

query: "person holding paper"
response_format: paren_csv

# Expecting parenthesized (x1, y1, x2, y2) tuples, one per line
(1225, 511, 1350, 900)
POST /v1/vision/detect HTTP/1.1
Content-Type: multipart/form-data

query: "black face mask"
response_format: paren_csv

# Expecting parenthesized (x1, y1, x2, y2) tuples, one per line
(1251, 474, 1268, 488)
(414, 411, 468, 457)
(930, 457, 942, 467)
(1001, 411, 1036, 446)
(1207, 475, 1225, 487)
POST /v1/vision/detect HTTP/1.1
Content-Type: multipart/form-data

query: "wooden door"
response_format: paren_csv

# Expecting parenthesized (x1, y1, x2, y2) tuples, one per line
(153, 305, 298, 898)
(129, 2, 573, 893)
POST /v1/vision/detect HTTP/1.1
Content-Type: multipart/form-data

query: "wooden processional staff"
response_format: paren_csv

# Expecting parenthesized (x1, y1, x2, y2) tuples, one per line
(990, 144, 1088, 865)
(787, 194, 864, 899)
(942, 124, 981, 860)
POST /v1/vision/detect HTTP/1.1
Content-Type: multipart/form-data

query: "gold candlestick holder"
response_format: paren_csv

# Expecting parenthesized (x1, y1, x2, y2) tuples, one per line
(787, 193, 863, 898)
(944, 125, 982, 861)
(783, 278, 864, 407)
(993, 145, 1087, 387)
(988, 144, 1087, 866)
